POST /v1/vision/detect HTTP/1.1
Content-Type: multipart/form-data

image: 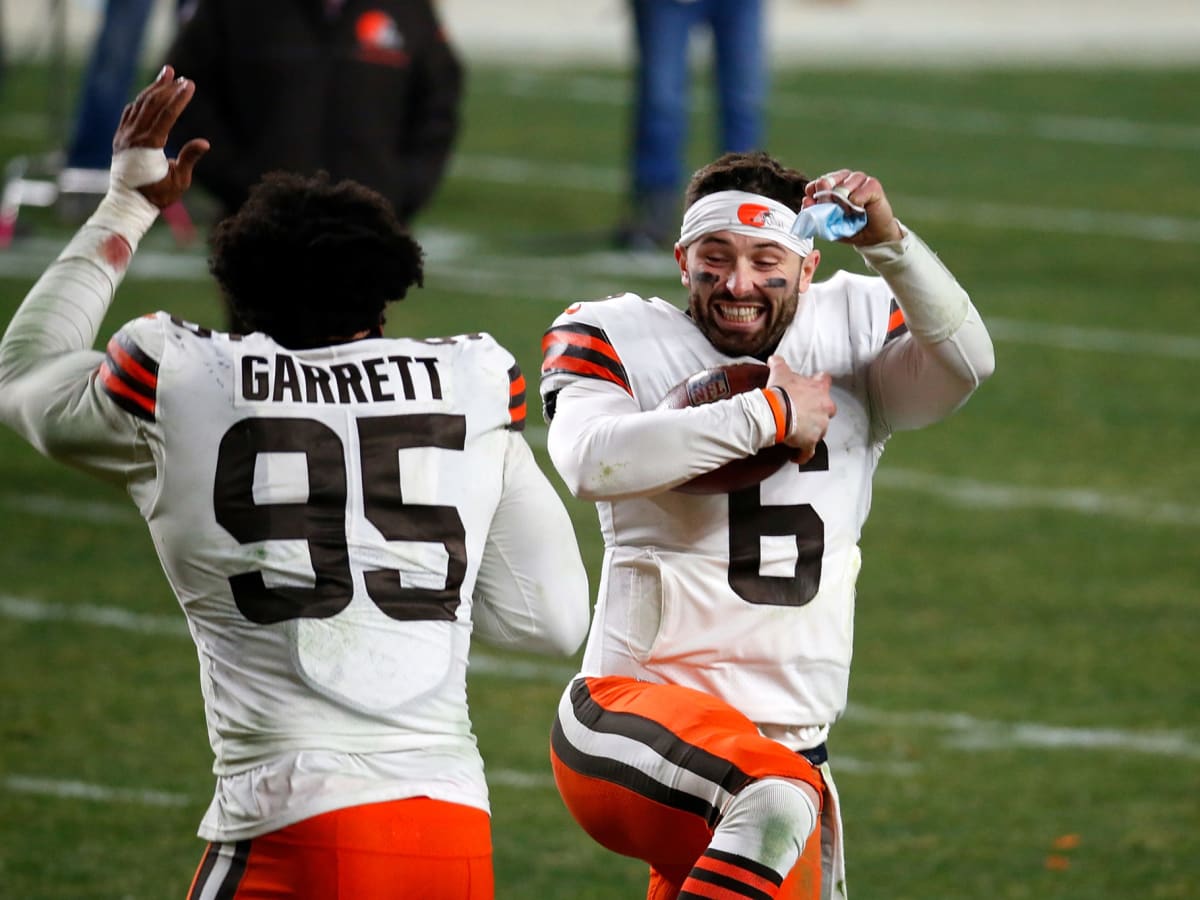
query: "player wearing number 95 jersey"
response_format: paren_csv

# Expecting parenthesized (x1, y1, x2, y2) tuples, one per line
(540, 152, 995, 900)
(0, 69, 589, 900)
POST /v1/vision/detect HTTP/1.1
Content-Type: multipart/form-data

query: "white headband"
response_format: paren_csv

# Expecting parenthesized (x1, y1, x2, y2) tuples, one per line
(678, 190, 813, 257)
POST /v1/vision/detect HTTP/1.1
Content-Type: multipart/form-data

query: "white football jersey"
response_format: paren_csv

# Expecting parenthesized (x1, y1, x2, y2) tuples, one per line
(541, 272, 909, 734)
(108, 314, 518, 742)
(17, 310, 561, 839)
(1, 218, 590, 844)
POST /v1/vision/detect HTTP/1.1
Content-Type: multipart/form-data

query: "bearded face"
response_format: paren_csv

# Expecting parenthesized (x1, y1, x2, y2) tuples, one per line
(679, 233, 819, 359)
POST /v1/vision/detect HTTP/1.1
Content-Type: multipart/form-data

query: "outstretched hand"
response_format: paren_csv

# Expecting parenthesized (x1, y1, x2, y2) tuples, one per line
(802, 168, 903, 247)
(112, 65, 210, 210)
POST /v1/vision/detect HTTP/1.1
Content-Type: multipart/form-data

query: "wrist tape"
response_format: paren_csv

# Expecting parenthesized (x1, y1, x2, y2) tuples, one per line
(82, 148, 166, 252)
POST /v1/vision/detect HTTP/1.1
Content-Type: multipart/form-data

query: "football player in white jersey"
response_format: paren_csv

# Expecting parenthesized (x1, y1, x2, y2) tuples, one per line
(541, 151, 995, 900)
(0, 69, 590, 899)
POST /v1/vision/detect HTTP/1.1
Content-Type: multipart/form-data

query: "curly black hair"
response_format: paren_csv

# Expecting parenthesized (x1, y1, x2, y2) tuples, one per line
(208, 171, 424, 349)
(684, 151, 810, 213)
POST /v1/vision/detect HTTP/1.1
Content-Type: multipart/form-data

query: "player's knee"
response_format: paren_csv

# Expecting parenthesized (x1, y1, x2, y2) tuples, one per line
(719, 777, 819, 865)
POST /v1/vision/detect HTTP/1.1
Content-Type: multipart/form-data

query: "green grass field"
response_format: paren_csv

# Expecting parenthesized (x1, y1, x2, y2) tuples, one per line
(1, 60, 1197, 898)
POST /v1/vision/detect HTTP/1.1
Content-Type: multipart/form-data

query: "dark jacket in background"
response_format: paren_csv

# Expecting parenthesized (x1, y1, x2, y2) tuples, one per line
(165, 0, 463, 222)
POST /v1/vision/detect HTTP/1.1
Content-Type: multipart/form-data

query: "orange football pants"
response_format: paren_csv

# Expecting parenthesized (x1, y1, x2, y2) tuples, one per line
(551, 676, 825, 900)
(187, 796, 493, 900)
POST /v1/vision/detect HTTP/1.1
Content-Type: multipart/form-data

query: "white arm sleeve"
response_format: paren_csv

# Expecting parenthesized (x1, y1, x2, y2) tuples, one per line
(471, 431, 591, 656)
(858, 227, 996, 433)
(546, 377, 781, 501)
(0, 184, 159, 471)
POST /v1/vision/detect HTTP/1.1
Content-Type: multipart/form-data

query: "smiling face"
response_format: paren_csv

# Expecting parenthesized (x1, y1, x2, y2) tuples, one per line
(677, 231, 821, 358)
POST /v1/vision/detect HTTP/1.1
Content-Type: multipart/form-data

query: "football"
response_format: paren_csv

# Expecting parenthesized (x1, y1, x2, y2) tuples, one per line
(656, 362, 794, 494)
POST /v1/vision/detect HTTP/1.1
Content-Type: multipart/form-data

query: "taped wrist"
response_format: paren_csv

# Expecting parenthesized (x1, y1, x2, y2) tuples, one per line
(112, 146, 170, 189)
(83, 148, 165, 252)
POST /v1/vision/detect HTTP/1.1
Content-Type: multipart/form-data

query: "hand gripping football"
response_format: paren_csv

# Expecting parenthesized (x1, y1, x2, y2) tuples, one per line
(656, 362, 794, 495)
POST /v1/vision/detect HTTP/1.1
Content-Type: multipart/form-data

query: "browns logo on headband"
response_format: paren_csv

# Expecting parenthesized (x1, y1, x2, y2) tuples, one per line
(736, 203, 773, 227)
(678, 190, 814, 257)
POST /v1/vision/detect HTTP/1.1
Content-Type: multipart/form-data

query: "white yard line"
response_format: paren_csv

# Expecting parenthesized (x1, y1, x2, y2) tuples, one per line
(497, 73, 1200, 152)
(0, 594, 189, 635)
(535, 429, 1200, 526)
(891, 194, 1200, 244)
(873, 468, 1200, 527)
(2, 769, 553, 808)
(985, 317, 1200, 361)
(4, 759, 916, 809)
(3, 774, 192, 807)
(3, 594, 1196, 763)
(848, 706, 1200, 761)
(449, 153, 1200, 245)
(16, 72, 1195, 152)
(776, 98, 1200, 152)
(0, 492, 139, 524)
(4, 227, 1200, 365)
(11, 164, 1187, 289)
(488, 769, 556, 789)
(467, 650, 576, 683)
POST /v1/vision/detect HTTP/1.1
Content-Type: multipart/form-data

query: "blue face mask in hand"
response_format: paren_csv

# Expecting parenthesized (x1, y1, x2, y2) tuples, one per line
(791, 201, 868, 242)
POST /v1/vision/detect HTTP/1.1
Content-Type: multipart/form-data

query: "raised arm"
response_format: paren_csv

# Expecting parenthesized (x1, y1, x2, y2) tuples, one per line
(806, 170, 995, 432)
(0, 67, 207, 469)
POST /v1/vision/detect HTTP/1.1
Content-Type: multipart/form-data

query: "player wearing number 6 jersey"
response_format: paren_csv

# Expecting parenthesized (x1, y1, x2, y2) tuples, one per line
(540, 152, 995, 900)
(0, 69, 589, 899)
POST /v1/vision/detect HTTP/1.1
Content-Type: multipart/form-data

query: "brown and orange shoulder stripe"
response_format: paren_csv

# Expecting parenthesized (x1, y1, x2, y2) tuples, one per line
(540, 322, 631, 395)
(507, 363, 527, 431)
(97, 332, 159, 422)
(885, 298, 908, 343)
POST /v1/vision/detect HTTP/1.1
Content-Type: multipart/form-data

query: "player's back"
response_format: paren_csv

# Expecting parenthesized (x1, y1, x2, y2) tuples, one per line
(116, 315, 525, 770)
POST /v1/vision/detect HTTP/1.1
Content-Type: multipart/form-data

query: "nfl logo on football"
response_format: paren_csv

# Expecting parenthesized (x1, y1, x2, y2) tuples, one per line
(686, 371, 732, 405)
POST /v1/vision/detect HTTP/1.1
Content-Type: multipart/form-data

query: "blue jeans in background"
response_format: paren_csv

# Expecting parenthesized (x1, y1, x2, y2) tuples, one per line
(621, 0, 766, 247)
(66, 0, 159, 170)
(629, 0, 766, 196)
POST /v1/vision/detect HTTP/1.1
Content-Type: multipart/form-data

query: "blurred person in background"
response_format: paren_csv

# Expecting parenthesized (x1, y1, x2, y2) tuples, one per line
(164, 0, 462, 227)
(616, 0, 767, 250)
(0, 68, 589, 899)
(58, 0, 190, 216)
(164, 0, 464, 329)
(63, 0, 187, 176)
